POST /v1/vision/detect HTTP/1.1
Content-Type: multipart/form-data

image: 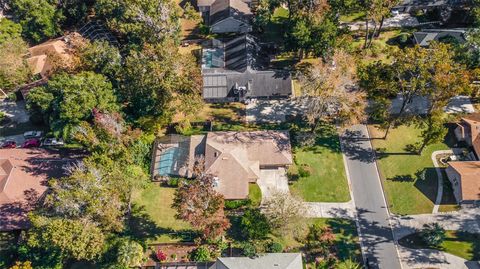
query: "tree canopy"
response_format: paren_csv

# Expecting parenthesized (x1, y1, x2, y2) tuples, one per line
(0, 37, 31, 92)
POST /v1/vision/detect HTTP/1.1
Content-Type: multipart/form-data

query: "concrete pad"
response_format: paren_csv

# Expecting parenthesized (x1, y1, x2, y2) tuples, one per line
(445, 95, 475, 114)
(0, 100, 30, 123)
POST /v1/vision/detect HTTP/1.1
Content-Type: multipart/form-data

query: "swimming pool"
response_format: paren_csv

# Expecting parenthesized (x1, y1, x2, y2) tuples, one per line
(156, 147, 179, 176)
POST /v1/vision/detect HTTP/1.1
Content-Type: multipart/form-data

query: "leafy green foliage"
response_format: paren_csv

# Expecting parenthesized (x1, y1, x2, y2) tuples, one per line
(190, 246, 211, 262)
(240, 208, 271, 240)
(115, 239, 144, 268)
(26, 71, 118, 136)
(0, 37, 31, 92)
(79, 40, 122, 82)
(95, 0, 181, 46)
(267, 241, 283, 253)
(421, 223, 446, 247)
(9, 0, 64, 42)
(241, 242, 257, 257)
(0, 19, 22, 43)
(27, 216, 105, 261)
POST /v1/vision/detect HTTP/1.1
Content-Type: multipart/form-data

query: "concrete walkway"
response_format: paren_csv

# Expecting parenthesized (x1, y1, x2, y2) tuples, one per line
(398, 246, 480, 269)
(256, 168, 355, 219)
(431, 150, 452, 213)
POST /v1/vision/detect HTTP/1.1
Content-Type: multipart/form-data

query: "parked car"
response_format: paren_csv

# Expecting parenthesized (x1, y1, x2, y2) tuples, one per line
(22, 138, 41, 148)
(23, 131, 43, 139)
(42, 138, 64, 146)
(0, 140, 16, 148)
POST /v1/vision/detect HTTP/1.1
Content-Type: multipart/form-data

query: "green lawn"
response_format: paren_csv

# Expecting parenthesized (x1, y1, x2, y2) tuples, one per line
(399, 231, 480, 260)
(339, 11, 365, 23)
(290, 127, 350, 202)
(130, 183, 193, 243)
(273, 218, 361, 265)
(248, 183, 262, 207)
(368, 125, 451, 215)
(260, 7, 289, 43)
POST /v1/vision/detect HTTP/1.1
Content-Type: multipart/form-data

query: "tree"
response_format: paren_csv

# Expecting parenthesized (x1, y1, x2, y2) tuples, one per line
(420, 223, 445, 247)
(262, 192, 306, 236)
(362, 43, 470, 138)
(27, 216, 105, 262)
(58, 0, 89, 26)
(0, 19, 22, 43)
(415, 112, 448, 155)
(26, 71, 118, 136)
(119, 42, 202, 128)
(115, 240, 144, 268)
(0, 37, 31, 92)
(239, 208, 271, 240)
(95, 0, 181, 45)
(172, 174, 230, 240)
(9, 0, 64, 42)
(79, 40, 122, 82)
(360, 0, 400, 48)
(299, 49, 365, 131)
(304, 224, 336, 254)
(9, 261, 32, 269)
(470, 0, 480, 27)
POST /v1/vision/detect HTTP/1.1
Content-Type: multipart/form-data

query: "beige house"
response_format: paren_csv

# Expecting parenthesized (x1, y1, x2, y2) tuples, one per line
(445, 161, 480, 203)
(454, 113, 480, 159)
(209, 253, 303, 269)
(151, 131, 292, 199)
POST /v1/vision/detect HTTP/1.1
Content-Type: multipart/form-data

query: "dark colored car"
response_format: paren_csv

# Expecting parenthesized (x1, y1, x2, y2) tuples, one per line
(22, 138, 41, 148)
(1, 140, 16, 148)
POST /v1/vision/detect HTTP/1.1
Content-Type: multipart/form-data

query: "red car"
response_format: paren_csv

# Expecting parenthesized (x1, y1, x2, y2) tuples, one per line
(1, 140, 16, 148)
(22, 138, 41, 148)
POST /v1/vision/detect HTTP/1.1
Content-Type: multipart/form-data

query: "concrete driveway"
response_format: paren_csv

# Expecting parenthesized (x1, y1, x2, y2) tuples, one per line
(0, 100, 30, 124)
(391, 95, 475, 115)
(256, 168, 289, 202)
(246, 99, 308, 123)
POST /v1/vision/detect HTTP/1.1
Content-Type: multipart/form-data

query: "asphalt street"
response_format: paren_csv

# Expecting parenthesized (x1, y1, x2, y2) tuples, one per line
(341, 124, 402, 269)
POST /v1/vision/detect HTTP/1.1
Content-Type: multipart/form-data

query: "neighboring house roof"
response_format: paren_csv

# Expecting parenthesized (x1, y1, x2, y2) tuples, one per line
(0, 149, 75, 231)
(211, 253, 303, 269)
(201, 35, 293, 99)
(394, 0, 470, 8)
(448, 161, 480, 201)
(209, 0, 252, 26)
(460, 113, 480, 158)
(413, 29, 467, 47)
(198, 0, 216, 7)
(151, 131, 293, 199)
(27, 39, 72, 77)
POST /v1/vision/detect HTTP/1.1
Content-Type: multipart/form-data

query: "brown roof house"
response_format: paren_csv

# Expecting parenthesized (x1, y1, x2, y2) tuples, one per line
(151, 131, 292, 199)
(446, 161, 480, 203)
(0, 148, 73, 231)
(454, 113, 480, 159)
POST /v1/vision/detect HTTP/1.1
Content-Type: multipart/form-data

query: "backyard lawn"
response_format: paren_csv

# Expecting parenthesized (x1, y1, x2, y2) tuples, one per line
(368, 124, 452, 215)
(399, 231, 480, 261)
(131, 183, 193, 243)
(290, 127, 350, 202)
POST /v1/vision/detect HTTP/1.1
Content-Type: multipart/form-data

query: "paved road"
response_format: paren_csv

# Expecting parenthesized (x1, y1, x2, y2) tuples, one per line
(341, 124, 402, 269)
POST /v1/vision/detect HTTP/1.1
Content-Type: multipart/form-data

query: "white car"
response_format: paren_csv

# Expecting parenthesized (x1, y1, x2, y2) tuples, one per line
(42, 138, 64, 146)
(23, 131, 43, 139)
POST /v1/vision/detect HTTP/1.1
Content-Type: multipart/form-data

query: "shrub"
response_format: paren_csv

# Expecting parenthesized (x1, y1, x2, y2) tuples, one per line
(7, 91, 17, 101)
(224, 199, 250, 210)
(191, 246, 211, 262)
(240, 208, 271, 240)
(298, 164, 311, 178)
(267, 241, 283, 253)
(167, 177, 179, 187)
(420, 223, 445, 247)
(241, 242, 257, 258)
(156, 250, 167, 262)
(175, 119, 192, 135)
(287, 166, 299, 181)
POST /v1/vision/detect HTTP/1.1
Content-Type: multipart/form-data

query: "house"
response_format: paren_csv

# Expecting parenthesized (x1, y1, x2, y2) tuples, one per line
(445, 161, 480, 203)
(151, 131, 293, 200)
(454, 113, 480, 159)
(0, 148, 76, 231)
(392, 0, 471, 13)
(26, 35, 79, 78)
(209, 253, 304, 269)
(413, 29, 467, 47)
(208, 0, 252, 34)
(202, 35, 293, 102)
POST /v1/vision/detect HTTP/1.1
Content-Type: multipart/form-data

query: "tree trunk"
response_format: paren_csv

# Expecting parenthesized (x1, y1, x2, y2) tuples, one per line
(364, 14, 369, 49)
(368, 21, 377, 48)
(417, 141, 427, 155)
(375, 16, 385, 38)
(383, 122, 392, 139)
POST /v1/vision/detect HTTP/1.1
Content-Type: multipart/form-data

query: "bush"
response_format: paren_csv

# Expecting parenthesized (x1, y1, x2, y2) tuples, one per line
(298, 164, 312, 178)
(241, 242, 257, 258)
(175, 119, 192, 135)
(7, 91, 17, 101)
(224, 199, 250, 210)
(420, 223, 445, 247)
(267, 241, 283, 253)
(287, 166, 299, 181)
(167, 177, 180, 187)
(190, 246, 211, 262)
(240, 208, 271, 240)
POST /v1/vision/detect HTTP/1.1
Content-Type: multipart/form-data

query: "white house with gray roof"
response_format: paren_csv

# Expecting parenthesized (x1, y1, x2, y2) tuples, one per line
(209, 253, 303, 269)
(413, 28, 467, 47)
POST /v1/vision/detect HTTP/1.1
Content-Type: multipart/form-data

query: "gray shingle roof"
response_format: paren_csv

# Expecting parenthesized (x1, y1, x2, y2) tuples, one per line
(413, 29, 466, 46)
(212, 253, 303, 269)
(209, 0, 252, 26)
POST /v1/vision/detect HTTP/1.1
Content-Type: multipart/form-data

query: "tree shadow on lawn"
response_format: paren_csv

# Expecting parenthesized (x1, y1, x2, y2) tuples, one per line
(386, 168, 437, 204)
(126, 204, 196, 243)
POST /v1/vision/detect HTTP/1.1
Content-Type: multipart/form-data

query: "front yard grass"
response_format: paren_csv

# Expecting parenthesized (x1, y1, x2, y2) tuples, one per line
(368, 124, 451, 215)
(290, 126, 350, 202)
(131, 182, 193, 243)
(248, 183, 262, 207)
(399, 231, 480, 261)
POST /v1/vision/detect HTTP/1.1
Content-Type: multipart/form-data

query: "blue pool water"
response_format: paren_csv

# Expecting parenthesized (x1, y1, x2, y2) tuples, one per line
(156, 147, 179, 176)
